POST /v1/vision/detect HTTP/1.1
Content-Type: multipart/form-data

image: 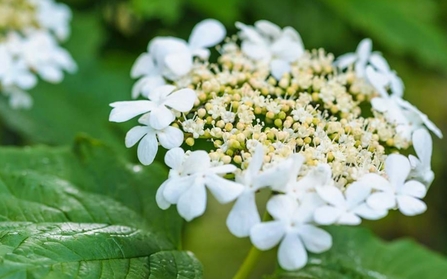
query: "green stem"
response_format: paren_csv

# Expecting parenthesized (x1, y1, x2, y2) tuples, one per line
(232, 210, 270, 279)
(233, 244, 262, 279)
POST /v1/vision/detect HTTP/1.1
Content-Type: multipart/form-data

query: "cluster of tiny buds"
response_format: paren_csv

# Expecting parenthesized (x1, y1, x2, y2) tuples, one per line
(175, 45, 406, 188)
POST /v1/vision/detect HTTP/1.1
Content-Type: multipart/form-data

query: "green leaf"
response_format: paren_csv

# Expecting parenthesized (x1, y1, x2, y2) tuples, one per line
(0, 13, 134, 153)
(270, 226, 447, 279)
(320, 0, 447, 72)
(0, 136, 201, 278)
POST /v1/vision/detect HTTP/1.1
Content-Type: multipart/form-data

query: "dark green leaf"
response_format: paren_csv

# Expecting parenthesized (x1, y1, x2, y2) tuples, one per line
(0, 137, 201, 278)
(271, 226, 447, 279)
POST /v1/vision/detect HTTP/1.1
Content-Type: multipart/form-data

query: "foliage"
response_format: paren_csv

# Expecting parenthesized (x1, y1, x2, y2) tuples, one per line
(0, 136, 201, 278)
(270, 226, 447, 279)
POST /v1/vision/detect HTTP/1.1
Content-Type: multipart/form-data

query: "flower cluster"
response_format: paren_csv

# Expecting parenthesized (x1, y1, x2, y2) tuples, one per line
(0, 0, 76, 108)
(110, 20, 441, 271)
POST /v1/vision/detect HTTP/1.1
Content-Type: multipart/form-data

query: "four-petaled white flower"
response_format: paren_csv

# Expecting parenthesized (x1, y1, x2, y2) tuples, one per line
(109, 85, 196, 129)
(125, 114, 184, 165)
(236, 20, 304, 80)
(250, 195, 332, 270)
(158, 148, 243, 221)
(409, 128, 434, 187)
(363, 154, 427, 216)
(131, 19, 226, 98)
(314, 182, 387, 225)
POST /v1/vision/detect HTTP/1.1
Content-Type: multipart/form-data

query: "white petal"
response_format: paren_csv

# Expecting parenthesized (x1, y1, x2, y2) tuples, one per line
(209, 164, 237, 174)
(226, 192, 261, 237)
(270, 59, 290, 80)
(366, 66, 389, 98)
(247, 144, 264, 179)
(15, 71, 37, 90)
(148, 84, 176, 102)
(131, 53, 156, 78)
(315, 186, 345, 207)
(164, 147, 185, 170)
(241, 42, 270, 61)
(388, 72, 404, 97)
(356, 38, 372, 63)
(177, 182, 207, 221)
(156, 180, 171, 210)
(267, 195, 297, 221)
(369, 53, 390, 74)
(149, 106, 175, 130)
(109, 101, 155, 122)
(371, 97, 390, 113)
(337, 213, 361, 226)
(412, 128, 432, 167)
(278, 233, 307, 270)
(313, 205, 342, 225)
(352, 203, 388, 220)
(156, 126, 183, 149)
(163, 176, 194, 204)
(189, 19, 226, 49)
(250, 221, 285, 250)
(345, 182, 372, 208)
(235, 22, 264, 44)
(271, 40, 303, 62)
(255, 20, 282, 38)
(125, 125, 149, 147)
(39, 65, 63, 83)
(132, 76, 166, 99)
(137, 132, 158, 165)
(183, 150, 211, 174)
(164, 88, 196, 112)
(400, 180, 427, 198)
(282, 26, 302, 43)
(164, 52, 193, 77)
(298, 225, 332, 253)
(205, 173, 244, 203)
(335, 53, 356, 69)
(396, 195, 427, 216)
(385, 154, 411, 186)
(359, 173, 391, 191)
(367, 192, 396, 210)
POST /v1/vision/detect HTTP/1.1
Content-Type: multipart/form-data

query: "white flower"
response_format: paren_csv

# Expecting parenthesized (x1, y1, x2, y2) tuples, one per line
(367, 66, 442, 140)
(314, 182, 387, 225)
(409, 128, 434, 187)
(363, 154, 427, 216)
(109, 85, 196, 129)
(21, 31, 77, 83)
(250, 195, 332, 270)
(226, 144, 267, 237)
(125, 114, 184, 165)
(160, 149, 243, 221)
(130, 19, 225, 98)
(236, 20, 304, 79)
(34, 0, 72, 41)
(335, 38, 390, 78)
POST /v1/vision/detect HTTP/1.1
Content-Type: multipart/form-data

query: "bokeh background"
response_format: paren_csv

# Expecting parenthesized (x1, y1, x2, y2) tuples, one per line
(1, 0, 447, 278)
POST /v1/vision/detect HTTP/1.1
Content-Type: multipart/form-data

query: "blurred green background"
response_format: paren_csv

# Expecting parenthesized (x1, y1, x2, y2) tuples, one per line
(1, 0, 447, 278)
